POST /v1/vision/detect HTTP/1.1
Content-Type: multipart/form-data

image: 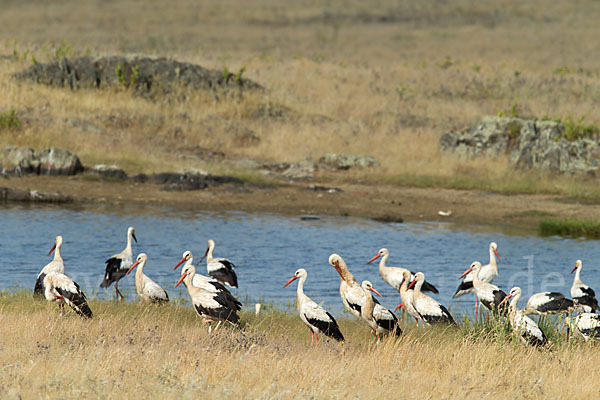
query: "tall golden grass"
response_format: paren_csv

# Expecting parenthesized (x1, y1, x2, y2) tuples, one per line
(1, 0, 600, 194)
(1, 291, 599, 398)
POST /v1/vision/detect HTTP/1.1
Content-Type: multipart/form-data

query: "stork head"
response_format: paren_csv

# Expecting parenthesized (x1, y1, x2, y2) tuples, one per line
(490, 242, 500, 263)
(199, 239, 215, 262)
(571, 259, 582, 274)
(175, 264, 195, 287)
(459, 261, 481, 280)
(128, 226, 137, 243)
(48, 235, 63, 256)
(366, 248, 389, 265)
(283, 268, 307, 288)
(361, 280, 382, 297)
(174, 250, 193, 270)
(127, 253, 147, 275)
(407, 272, 424, 290)
(400, 269, 412, 288)
(498, 286, 521, 307)
(328, 253, 346, 281)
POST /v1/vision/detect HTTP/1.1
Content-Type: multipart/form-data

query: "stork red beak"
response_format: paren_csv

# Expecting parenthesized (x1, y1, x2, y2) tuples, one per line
(407, 279, 417, 290)
(571, 265, 578, 274)
(333, 263, 346, 281)
(283, 275, 298, 288)
(395, 303, 405, 312)
(126, 260, 140, 275)
(370, 286, 383, 297)
(199, 247, 209, 263)
(132, 233, 138, 243)
(175, 273, 187, 288)
(366, 254, 380, 265)
(174, 257, 186, 270)
(458, 267, 473, 280)
(400, 278, 405, 288)
(48, 242, 56, 256)
(494, 249, 501, 263)
(498, 293, 513, 307)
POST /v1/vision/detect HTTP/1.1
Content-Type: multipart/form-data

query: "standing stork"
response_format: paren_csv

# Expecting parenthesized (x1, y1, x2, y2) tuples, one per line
(126, 253, 169, 303)
(394, 270, 423, 325)
(200, 239, 238, 288)
(570, 260, 600, 313)
(43, 271, 93, 318)
(174, 250, 241, 312)
(175, 264, 240, 328)
(366, 248, 439, 294)
(459, 261, 507, 317)
(360, 280, 402, 343)
(100, 226, 137, 300)
(283, 268, 344, 344)
(499, 287, 548, 347)
(407, 272, 455, 325)
(564, 313, 600, 342)
(34, 236, 65, 295)
(453, 242, 500, 318)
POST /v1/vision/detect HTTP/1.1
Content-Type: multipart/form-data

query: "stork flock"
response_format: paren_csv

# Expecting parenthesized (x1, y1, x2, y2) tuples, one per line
(33, 228, 600, 347)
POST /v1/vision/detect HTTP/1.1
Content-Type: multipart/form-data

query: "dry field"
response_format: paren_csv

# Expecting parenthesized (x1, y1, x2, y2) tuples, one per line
(1, 0, 600, 197)
(1, 291, 599, 399)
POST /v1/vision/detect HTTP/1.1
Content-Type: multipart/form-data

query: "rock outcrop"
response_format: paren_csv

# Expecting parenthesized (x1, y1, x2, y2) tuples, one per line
(14, 56, 262, 96)
(0, 146, 84, 176)
(440, 116, 600, 175)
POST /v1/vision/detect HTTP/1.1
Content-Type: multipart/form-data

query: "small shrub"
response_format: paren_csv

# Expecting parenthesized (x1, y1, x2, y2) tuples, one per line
(0, 108, 21, 131)
(561, 116, 599, 141)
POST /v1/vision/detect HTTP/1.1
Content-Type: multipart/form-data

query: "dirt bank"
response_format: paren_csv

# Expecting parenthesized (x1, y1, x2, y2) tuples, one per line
(2, 175, 599, 231)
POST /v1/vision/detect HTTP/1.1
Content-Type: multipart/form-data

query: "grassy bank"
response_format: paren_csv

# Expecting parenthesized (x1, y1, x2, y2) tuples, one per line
(539, 218, 600, 239)
(1, 291, 598, 398)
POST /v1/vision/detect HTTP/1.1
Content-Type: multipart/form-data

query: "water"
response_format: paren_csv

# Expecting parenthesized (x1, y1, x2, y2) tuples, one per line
(1, 202, 599, 317)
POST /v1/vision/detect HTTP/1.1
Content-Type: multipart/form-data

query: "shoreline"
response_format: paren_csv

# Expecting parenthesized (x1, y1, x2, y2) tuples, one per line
(2, 175, 600, 232)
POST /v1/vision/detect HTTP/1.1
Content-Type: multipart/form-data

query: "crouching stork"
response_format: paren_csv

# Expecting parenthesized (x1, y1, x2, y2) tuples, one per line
(283, 268, 344, 344)
(360, 280, 402, 343)
(44, 272, 93, 318)
(499, 287, 548, 347)
(200, 239, 238, 288)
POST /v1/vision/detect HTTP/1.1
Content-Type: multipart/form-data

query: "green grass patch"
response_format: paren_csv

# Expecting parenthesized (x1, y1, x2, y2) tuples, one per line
(504, 209, 555, 219)
(539, 218, 600, 238)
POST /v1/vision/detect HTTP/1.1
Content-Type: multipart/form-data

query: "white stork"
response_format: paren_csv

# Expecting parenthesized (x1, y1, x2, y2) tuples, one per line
(43, 271, 93, 318)
(283, 268, 344, 344)
(366, 248, 439, 294)
(100, 226, 137, 300)
(126, 253, 169, 303)
(565, 313, 600, 342)
(360, 280, 402, 343)
(459, 261, 508, 316)
(394, 270, 423, 325)
(35, 236, 65, 295)
(499, 287, 548, 347)
(524, 292, 573, 315)
(200, 239, 238, 288)
(453, 242, 500, 317)
(175, 263, 240, 327)
(407, 272, 455, 325)
(174, 250, 241, 312)
(570, 260, 600, 313)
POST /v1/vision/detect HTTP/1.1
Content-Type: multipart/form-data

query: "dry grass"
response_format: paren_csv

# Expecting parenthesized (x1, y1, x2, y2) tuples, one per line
(2, 0, 600, 194)
(1, 291, 599, 398)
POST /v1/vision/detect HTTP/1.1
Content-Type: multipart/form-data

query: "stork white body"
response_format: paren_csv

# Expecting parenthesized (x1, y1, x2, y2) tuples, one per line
(525, 292, 573, 315)
(453, 242, 500, 299)
(34, 236, 65, 295)
(202, 239, 238, 288)
(127, 253, 169, 303)
(566, 313, 600, 341)
(44, 271, 93, 318)
(501, 287, 547, 347)
(398, 270, 422, 324)
(359, 280, 401, 343)
(461, 261, 507, 314)
(174, 251, 241, 312)
(409, 272, 455, 325)
(100, 227, 137, 300)
(367, 248, 438, 294)
(570, 260, 600, 313)
(284, 268, 344, 344)
(175, 264, 240, 326)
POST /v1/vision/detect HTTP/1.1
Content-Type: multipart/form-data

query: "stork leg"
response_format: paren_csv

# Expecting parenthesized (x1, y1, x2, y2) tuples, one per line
(376, 332, 381, 344)
(315, 333, 320, 343)
(474, 297, 479, 322)
(59, 302, 65, 316)
(214, 321, 222, 331)
(115, 282, 124, 301)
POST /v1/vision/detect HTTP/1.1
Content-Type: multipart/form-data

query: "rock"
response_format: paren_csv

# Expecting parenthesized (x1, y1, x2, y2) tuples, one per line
(0, 146, 83, 176)
(319, 154, 380, 170)
(372, 214, 404, 223)
(36, 147, 84, 175)
(150, 171, 244, 191)
(304, 185, 343, 193)
(440, 116, 600, 176)
(14, 56, 263, 97)
(0, 187, 72, 203)
(89, 165, 128, 180)
(281, 158, 316, 180)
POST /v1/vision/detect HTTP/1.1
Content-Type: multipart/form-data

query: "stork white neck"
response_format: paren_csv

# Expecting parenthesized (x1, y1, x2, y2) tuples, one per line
(206, 240, 215, 263)
(573, 263, 583, 285)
